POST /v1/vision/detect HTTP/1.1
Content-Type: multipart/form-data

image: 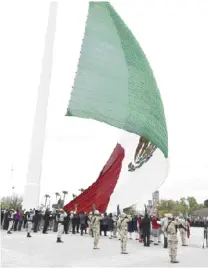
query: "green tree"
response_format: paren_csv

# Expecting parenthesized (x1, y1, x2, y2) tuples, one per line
(157, 196, 205, 216)
(0, 194, 23, 210)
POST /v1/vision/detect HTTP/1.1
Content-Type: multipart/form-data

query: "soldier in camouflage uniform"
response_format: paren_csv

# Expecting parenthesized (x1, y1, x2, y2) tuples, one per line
(117, 213, 132, 254)
(7, 209, 15, 234)
(164, 214, 179, 263)
(91, 210, 103, 249)
(88, 212, 93, 237)
(178, 216, 188, 246)
(26, 209, 34, 238)
(56, 209, 67, 243)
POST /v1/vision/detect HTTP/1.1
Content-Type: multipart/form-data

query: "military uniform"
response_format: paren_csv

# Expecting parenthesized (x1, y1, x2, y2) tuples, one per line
(161, 216, 168, 248)
(117, 213, 132, 254)
(26, 210, 34, 237)
(178, 217, 188, 246)
(165, 214, 179, 263)
(56, 209, 67, 243)
(88, 212, 93, 236)
(7, 210, 15, 234)
(91, 210, 103, 249)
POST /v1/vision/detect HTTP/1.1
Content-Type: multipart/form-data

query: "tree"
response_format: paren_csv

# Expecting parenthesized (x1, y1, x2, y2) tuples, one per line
(157, 197, 205, 216)
(0, 194, 23, 210)
(204, 200, 208, 208)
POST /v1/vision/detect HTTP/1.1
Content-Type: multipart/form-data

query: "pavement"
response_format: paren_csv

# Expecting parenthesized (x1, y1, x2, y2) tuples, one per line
(1, 227, 207, 267)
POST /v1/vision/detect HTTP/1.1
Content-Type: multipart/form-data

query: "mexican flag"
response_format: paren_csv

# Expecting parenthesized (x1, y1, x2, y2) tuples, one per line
(64, 2, 168, 213)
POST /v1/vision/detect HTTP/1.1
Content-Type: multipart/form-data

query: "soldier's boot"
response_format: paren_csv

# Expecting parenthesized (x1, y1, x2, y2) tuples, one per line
(93, 245, 100, 249)
(170, 260, 179, 263)
(121, 249, 128, 254)
(56, 237, 63, 243)
(170, 256, 179, 263)
(27, 233, 31, 238)
(7, 231, 12, 234)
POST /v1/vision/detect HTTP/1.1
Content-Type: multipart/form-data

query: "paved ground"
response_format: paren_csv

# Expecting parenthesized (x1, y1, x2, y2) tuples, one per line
(1, 228, 207, 267)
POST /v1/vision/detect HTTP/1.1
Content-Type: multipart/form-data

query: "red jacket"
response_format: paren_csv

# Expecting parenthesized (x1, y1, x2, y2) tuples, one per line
(138, 216, 143, 230)
(152, 217, 160, 229)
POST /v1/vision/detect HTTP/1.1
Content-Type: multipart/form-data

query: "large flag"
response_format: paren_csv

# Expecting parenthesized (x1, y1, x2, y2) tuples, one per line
(64, 143, 125, 213)
(64, 2, 169, 212)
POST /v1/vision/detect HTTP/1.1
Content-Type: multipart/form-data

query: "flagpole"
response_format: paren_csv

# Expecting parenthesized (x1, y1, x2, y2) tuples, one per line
(22, 2, 58, 210)
(11, 165, 15, 196)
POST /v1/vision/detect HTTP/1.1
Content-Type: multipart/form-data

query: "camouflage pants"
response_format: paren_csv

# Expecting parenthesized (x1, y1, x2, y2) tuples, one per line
(88, 224, 92, 236)
(57, 223, 64, 239)
(168, 239, 178, 261)
(120, 230, 128, 252)
(179, 229, 187, 245)
(93, 228, 100, 248)
(113, 227, 117, 237)
(8, 221, 13, 232)
(27, 221, 32, 233)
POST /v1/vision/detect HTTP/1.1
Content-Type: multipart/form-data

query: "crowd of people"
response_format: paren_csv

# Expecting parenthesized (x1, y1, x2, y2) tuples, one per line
(1, 206, 201, 263)
(189, 216, 208, 227)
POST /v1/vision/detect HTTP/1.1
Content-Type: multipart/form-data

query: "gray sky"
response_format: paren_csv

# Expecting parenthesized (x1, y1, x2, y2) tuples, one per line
(0, 0, 208, 206)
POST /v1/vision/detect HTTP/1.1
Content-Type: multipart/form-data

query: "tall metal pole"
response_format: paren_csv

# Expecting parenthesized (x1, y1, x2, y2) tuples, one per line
(11, 165, 15, 196)
(22, 2, 58, 210)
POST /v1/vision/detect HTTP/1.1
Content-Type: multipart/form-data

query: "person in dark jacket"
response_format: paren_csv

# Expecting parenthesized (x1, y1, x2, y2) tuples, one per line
(108, 213, 114, 239)
(17, 210, 24, 231)
(128, 218, 134, 239)
(42, 209, 50, 234)
(140, 213, 151, 247)
(102, 213, 109, 236)
(3, 210, 9, 230)
(13, 209, 20, 231)
(72, 213, 79, 234)
(1, 209, 4, 226)
(84, 213, 89, 234)
(79, 212, 86, 235)
(33, 210, 39, 232)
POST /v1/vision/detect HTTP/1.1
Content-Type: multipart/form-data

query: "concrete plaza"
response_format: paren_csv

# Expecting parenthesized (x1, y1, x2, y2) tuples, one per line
(1, 228, 207, 267)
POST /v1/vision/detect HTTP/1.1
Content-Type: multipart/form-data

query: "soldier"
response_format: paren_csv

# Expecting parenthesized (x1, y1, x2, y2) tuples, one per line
(140, 212, 151, 247)
(7, 209, 15, 234)
(91, 210, 103, 249)
(117, 212, 132, 254)
(178, 216, 188, 246)
(161, 214, 168, 248)
(26, 209, 34, 238)
(164, 214, 179, 263)
(56, 209, 67, 243)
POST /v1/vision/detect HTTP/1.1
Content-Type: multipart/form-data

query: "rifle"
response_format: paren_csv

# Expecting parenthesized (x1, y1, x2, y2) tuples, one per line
(117, 205, 121, 217)
(92, 204, 96, 214)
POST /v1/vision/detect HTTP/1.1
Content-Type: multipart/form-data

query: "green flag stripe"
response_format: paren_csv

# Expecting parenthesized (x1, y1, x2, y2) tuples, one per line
(66, 2, 168, 157)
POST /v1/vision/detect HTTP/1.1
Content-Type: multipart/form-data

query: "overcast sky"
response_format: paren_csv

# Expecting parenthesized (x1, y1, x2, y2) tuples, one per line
(0, 0, 208, 206)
